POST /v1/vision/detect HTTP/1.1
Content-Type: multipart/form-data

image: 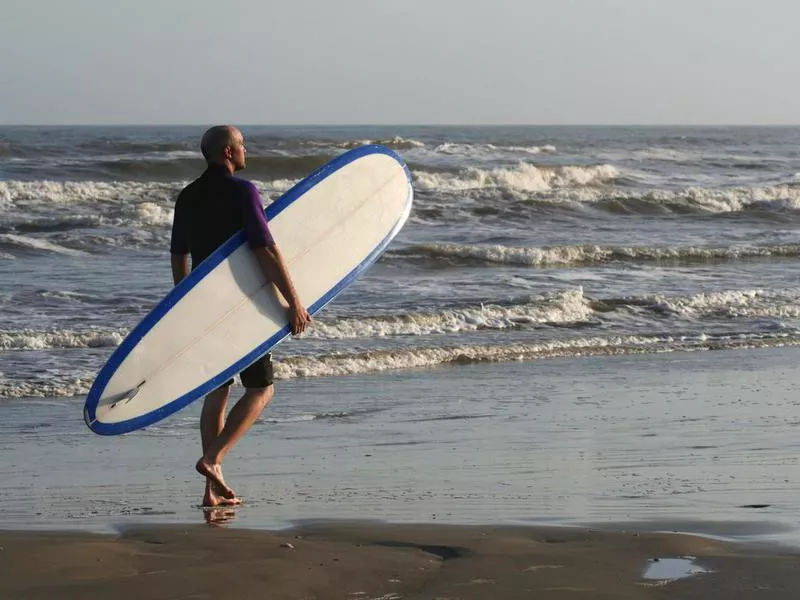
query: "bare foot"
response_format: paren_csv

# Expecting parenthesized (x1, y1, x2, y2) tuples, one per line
(195, 458, 235, 499)
(202, 481, 243, 507)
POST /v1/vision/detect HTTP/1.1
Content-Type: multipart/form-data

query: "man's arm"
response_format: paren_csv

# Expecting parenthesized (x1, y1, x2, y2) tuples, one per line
(253, 244, 311, 335)
(170, 191, 190, 286)
(171, 253, 190, 285)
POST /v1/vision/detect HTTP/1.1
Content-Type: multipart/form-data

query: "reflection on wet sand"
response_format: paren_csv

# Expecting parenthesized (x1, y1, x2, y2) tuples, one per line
(202, 507, 238, 527)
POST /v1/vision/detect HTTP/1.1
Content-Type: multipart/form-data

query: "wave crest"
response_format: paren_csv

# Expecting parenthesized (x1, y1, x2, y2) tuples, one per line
(0, 234, 90, 256)
(414, 163, 619, 194)
(306, 290, 592, 339)
(399, 243, 800, 266)
(274, 332, 798, 380)
(0, 328, 125, 350)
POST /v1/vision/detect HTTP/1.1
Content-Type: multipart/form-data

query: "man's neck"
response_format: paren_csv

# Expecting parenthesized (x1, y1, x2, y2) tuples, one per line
(207, 160, 235, 175)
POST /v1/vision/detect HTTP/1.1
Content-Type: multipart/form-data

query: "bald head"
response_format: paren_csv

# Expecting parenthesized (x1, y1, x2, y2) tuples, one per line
(201, 125, 241, 161)
(200, 125, 247, 172)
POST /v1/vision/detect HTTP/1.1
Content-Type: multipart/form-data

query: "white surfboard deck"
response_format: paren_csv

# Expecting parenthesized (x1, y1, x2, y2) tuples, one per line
(84, 145, 413, 435)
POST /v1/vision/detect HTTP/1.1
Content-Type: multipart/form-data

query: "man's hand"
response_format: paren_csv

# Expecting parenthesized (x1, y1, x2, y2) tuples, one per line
(289, 302, 312, 335)
(171, 253, 190, 286)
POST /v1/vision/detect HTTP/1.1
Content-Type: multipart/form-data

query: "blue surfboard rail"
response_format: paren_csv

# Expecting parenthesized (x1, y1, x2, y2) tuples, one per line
(84, 144, 413, 435)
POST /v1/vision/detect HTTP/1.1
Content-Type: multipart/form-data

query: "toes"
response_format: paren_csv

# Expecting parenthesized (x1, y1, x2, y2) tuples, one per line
(219, 497, 242, 506)
(212, 481, 236, 499)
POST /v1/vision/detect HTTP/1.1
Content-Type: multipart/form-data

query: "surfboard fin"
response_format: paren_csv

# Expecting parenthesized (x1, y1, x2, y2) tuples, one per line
(110, 380, 146, 409)
(99, 380, 146, 412)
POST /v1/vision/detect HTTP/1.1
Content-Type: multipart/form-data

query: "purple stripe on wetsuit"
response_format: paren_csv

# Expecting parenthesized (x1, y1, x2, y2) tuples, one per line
(170, 164, 274, 267)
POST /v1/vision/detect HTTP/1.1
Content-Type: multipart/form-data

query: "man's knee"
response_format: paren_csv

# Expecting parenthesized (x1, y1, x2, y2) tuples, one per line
(247, 385, 274, 409)
(204, 386, 230, 408)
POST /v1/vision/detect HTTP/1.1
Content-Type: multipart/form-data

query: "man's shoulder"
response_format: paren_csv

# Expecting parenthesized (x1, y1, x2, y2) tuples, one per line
(227, 175, 258, 195)
(176, 171, 258, 204)
(176, 175, 206, 199)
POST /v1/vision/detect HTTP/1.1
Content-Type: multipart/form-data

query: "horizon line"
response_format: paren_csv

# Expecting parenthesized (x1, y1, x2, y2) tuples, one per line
(3, 123, 800, 128)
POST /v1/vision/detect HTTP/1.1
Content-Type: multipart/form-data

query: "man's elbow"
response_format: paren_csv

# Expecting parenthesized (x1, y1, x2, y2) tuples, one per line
(252, 243, 278, 259)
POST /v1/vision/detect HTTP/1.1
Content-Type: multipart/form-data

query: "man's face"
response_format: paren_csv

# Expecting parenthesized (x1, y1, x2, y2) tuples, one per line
(228, 131, 247, 171)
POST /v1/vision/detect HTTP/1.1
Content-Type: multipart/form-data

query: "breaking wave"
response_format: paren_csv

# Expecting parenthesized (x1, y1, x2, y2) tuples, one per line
(0, 233, 90, 256)
(0, 328, 125, 350)
(306, 290, 592, 339)
(0, 178, 289, 208)
(4, 331, 798, 398)
(399, 243, 800, 266)
(6, 286, 800, 354)
(432, 142, 557, 157)
(275, 332, 799, 380)
(414, 163, 619, 194)
(331, 136, 426, 150)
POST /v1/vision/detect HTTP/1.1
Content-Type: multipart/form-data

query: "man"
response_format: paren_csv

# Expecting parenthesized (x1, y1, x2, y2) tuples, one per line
(170, 125, 311, 507)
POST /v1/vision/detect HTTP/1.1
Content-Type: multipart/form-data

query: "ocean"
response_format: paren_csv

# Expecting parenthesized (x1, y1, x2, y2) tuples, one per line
(3, 125, 800, 399)
(3, 126, 800, 536)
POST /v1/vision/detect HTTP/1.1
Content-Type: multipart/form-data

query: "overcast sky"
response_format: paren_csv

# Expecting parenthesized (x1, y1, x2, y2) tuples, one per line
(1, 0, 797, 125)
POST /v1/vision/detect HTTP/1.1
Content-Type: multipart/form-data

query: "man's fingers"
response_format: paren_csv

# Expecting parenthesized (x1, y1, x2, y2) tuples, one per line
(289, 306, 311, 335)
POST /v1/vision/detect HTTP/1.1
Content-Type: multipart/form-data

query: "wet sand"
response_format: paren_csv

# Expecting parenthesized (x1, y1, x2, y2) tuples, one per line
(4, 346, 800, 544)
(2, 521, 800, 600)
(4, 347, 800, 596)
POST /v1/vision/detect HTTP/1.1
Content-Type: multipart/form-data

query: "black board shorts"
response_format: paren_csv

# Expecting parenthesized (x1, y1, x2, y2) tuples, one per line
(219, 353, 273, 389)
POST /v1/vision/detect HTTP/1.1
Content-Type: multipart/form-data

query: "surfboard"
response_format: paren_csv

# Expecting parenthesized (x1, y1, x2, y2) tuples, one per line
(83, 144, 413, 435)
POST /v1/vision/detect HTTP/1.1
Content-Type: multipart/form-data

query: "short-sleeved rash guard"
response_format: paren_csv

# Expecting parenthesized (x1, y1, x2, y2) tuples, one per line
(170, 164, 274, 267)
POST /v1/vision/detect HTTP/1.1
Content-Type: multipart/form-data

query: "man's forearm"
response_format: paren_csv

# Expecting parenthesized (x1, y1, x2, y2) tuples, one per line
(171, 253, 190, 285)
(253, 245, 302, 307)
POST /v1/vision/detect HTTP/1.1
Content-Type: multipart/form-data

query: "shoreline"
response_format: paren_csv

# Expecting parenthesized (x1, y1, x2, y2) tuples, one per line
(5, 345, 800, 545)
(2, 520, 799, 599)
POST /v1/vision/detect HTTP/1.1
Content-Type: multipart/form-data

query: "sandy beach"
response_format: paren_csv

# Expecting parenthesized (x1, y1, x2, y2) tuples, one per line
(3, 521, 800, 599)
(3, 346, 800, 596)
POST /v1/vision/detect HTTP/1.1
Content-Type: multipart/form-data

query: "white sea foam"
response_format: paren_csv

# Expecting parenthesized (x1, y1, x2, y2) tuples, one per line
(0, 234, 89, 256)
(306, 289, 592, 339)
(255, 178, 298, 194)
(0, 292, 589, 351)
(0, 179, 289, 208)
(653, 289, 800, 319)
(0, 329, 125, 350)
(134, 202, 174, 226)
(331, 136, 426, 150)
(405, 243, 800, 266)
(507, 144, 557, 154)
(378, 136, 426, 149)
(7, 285, 798, 355)
(0, 377, 95, 399)
(274, 333, 795, 381)
(0, 179, 290, 239)
(410, 166, 800, 215)
(407, 243, 611, 265)
(0, 180, 181, 206)
(414, 163, 619, 194)
(587, 185, 800, 213)
(2, 329, 798, 398)
(5, 178, 799, 226)
(274, 338, 652, 379)
(39, 290, 94, 302)
(433, 143, 556, 157)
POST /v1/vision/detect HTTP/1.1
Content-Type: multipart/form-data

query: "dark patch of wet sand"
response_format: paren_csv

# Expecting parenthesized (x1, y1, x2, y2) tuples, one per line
(1, 522, 799, 599)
